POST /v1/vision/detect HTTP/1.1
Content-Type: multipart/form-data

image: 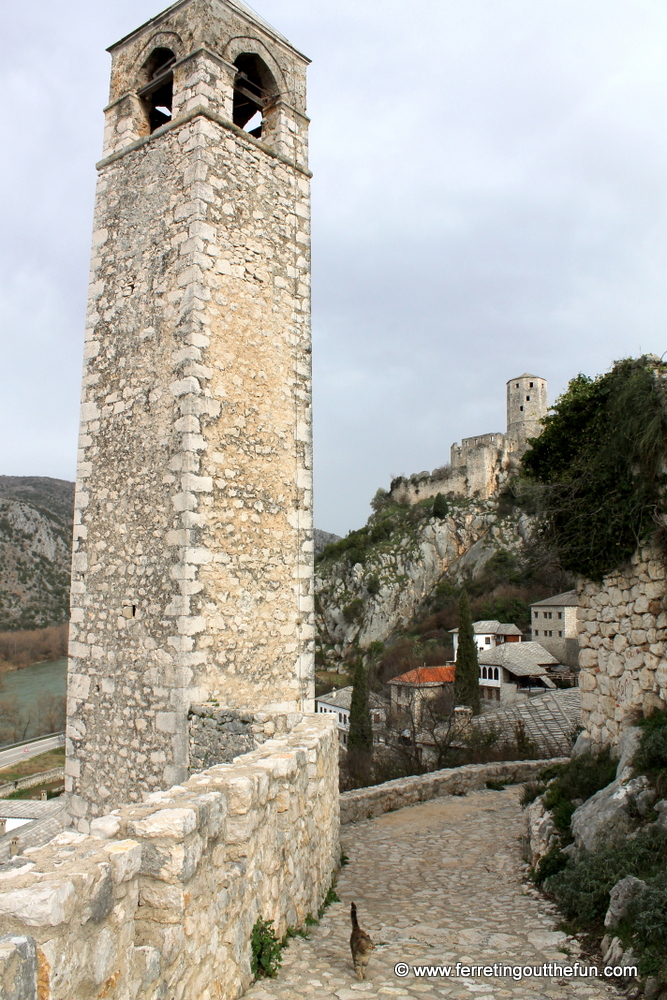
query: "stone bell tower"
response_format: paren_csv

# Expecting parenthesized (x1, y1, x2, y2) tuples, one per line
(66, 0, 313, 827)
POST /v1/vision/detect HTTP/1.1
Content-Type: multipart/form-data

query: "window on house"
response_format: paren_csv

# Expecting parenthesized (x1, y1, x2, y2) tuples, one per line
(559, 631, 563, 637)
(534, 611, 539, 618)
(233, 53, 278, 138)
(526, 395, 531, 401)
(494, 668, 499, 680)
(138, 48, 176, 133)
(520, 405, 524, 411)
(534, 629, 539, 636)
(558, 612, 562, 619)
(482, 667, 487, 678)
(529, 382, 534, 387)
(515, 383, 519, 388)
(485, 636, 491, 644)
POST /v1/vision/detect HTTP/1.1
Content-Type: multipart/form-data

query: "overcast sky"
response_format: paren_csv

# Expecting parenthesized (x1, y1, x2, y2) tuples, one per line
(2, 1, 667, 536)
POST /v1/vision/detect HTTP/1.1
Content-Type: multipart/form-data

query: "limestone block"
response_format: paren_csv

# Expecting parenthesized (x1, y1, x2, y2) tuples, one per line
(578, 648, 598, 669)
(578, 671, 598, 693)
(615, 727, 642, 781)
(524, 798, 559, 865)
(90, 814, 121, 839)
(571, 777, 649, 853)
(132, 945, 161, 989)
(0, 935, 37, 1000)
(129, 807, 198, 840)
(0, 882, 76, 928)
(104, 840, 142, 883)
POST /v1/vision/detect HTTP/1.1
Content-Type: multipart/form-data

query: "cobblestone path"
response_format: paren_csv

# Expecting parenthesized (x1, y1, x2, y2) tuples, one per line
(245, 786, 626, 1000)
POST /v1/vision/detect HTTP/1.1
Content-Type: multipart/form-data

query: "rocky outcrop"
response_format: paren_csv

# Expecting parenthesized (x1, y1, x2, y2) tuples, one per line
(316, 500, 534, 661)
(524, 796, 560, 865)
(604, 875, 647, 929)
(0, 477, 74, 631)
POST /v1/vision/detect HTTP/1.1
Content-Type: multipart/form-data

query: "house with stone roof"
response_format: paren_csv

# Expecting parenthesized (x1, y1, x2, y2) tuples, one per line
(477, 641, 560, 704)
(450, 620, 523, 658)
(315, 686, 387, 747)
(387, 665, 456, 723)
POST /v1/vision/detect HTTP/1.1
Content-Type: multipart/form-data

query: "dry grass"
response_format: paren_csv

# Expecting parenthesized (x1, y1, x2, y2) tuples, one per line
(0, 747, 65, 782)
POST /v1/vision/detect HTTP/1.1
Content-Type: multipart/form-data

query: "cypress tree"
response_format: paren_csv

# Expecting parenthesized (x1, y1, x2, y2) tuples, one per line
(432, 492, 449, 519)
(348, 661, 373, 753)
(455, 591, 481, 715)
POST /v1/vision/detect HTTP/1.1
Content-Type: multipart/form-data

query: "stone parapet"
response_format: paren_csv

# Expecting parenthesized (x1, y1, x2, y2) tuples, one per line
(578, 542, 667, 746)
(188, 704, 304, 770)
(0, 714, 339, 1000)
(339, 758, 566, 825)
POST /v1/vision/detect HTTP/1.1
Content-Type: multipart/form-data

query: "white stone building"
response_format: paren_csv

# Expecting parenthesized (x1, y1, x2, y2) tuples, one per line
(450, 620, 523, 659)
(477, 642, 559, 703)
(315, 686, 386, 746)
(530, 590, 580, 668)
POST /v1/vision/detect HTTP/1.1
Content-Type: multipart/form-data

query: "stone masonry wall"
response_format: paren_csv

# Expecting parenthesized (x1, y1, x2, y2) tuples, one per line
(578, 541, 667, 747)
(67, 0, 314, 826)
(339, 757, 565, 825)
(188, 704, 301, 769)
(0, 714, 339, 1000)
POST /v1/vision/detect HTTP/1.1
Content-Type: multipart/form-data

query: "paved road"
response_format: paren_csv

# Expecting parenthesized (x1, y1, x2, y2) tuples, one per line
(0, 734, 64, 771)
(244, 786, 625, 1000)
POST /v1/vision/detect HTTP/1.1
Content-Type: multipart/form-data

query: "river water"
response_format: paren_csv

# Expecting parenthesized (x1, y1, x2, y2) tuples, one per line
(0, 658, 67, 743)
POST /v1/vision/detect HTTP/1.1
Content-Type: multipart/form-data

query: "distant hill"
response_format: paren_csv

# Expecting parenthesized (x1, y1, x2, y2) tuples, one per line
(314, 529, 341, 556)
(0, 477, 74, 631)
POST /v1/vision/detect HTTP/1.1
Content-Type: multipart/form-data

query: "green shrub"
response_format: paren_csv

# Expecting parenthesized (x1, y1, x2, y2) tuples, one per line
(628, 871, 667, 980)
(522, 357, 667, 580)
(366, 574, 380, 596)
(250, 919, 283, 979)
(540, 748, 617, 834)
(532, 846, 569, 885)
(546, 828, 667, 930)
(634, 710, 667, 796)
(343, 599, 365, 624)
(432, 493, 449, 518)
(521, 780, 546, 807)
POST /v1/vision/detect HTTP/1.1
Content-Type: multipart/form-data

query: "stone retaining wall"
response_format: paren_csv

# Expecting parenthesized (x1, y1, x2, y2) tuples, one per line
(578, 542, 667, 746)
(339, 758, 566, 825)
(0, 768, 65, 800)
(0, 715, 339, 1000)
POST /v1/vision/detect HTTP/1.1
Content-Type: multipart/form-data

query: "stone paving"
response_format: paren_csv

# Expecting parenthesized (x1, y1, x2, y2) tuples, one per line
(245, 786, 626, 1000)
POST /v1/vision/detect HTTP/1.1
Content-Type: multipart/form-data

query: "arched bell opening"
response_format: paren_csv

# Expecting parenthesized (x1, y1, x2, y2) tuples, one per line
(233, 53, 278, 139)
(138, 48, 176, 133)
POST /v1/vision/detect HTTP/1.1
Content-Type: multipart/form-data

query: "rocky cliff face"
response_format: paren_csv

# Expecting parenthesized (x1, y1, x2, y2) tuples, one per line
(0, 477, 74, 630)
(315, 497, 534, 664)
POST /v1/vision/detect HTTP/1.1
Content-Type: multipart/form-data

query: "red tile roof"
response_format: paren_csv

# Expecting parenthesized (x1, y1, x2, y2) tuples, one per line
(389, 665, 456, 686)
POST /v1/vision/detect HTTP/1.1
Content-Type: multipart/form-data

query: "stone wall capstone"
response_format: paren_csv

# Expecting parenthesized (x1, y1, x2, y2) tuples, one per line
(0, 715, 339, 1000)
(339, 758, 567, 825)
(578, 541, 667, 747)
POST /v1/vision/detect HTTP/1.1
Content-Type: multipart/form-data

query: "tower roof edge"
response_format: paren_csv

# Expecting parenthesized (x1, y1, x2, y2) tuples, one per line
(108, 0, 310, 64)
(506, 372, 545, 382)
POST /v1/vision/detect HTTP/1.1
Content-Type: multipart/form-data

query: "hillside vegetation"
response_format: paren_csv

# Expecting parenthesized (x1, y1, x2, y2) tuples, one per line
(315, 489, 572, 678)
(0, 477, 74, 631)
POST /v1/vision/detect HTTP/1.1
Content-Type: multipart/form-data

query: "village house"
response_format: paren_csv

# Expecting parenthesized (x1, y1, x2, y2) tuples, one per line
(477, 641, 560, 703)
(450, 620, 523, 658)
(315, 687, 387, 746)
(387, 665, 456, 724)
(530, 589, 580, 668)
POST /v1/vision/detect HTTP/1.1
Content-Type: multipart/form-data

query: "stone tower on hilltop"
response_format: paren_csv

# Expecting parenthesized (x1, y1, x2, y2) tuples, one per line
(391, 373, 549, 504)
(66, 0, 313, 827)
(506, 373, 548, 453)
